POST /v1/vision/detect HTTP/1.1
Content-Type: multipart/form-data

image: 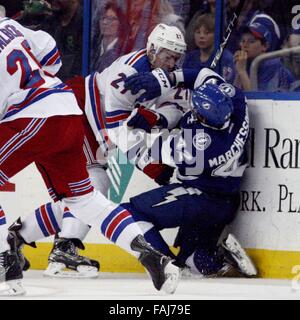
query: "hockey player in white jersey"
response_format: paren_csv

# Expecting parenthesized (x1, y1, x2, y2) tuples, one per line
(95, 23, 187, 155)
(9, 75, 111, 278)
(8, 23, 189, 278)
(0, 17, 180, 296)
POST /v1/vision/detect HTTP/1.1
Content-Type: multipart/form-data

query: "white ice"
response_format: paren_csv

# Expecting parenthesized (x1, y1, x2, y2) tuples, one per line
(1, 270, 300, 300)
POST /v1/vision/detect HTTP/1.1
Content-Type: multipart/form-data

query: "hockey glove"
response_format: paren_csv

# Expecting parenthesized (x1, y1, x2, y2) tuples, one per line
(143, 163, 175, 185)
(134, 145, 174, 185)
(124, 68, 175, 103)
(127, 106, 167, 133)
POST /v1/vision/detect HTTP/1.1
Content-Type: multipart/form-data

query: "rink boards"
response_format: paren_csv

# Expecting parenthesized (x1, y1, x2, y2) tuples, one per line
(1, 95, 300, 279)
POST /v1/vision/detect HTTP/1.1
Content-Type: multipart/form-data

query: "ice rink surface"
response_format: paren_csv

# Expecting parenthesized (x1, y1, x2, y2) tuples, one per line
(1, 270, 300, 300)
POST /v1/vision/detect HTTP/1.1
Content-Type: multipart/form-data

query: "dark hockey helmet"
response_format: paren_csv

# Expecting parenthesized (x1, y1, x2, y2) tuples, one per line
(191, 83, 234, 129)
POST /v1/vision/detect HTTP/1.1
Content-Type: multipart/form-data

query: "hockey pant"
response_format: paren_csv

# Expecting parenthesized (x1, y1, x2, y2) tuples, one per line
(19, 112, 111, 244)
(124, 183, 240, 274)
(0, 116, 142, 257)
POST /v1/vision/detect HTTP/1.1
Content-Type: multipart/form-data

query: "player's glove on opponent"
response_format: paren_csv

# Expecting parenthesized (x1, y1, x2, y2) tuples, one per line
(124, 68, 183, 103)
(143, 163, 174, 185)
(134, 146, 174, 185)
(127, 106, 167, 133)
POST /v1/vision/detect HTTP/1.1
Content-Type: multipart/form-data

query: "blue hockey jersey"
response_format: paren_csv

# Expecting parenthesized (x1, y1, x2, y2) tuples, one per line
(152, 85, 249, 194)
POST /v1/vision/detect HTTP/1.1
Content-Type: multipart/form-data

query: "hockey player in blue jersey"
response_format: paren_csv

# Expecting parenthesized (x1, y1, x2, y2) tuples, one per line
(123, 70, 257, 277)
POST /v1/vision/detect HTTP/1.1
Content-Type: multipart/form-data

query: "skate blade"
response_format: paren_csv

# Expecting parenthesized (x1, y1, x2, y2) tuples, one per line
(44, 262, 99, 279)
(161, 261, 181, 295)
(0, 280, 26, 296)
(223, 234, 257, 276)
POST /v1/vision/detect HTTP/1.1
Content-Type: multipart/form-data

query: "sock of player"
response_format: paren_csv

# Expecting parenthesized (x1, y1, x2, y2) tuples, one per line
(0, 206, 10, 252)
(63, 190, 145, 258)
(58, 165, 109, 240)
(143, 227, 175, 259)
(56, 166, 109, 240)
(100, 205, 146, 258)
(121, 202, 175, 258)
(19, 202, 63, 243)
(19, 202, 92, 243)
(59, 207, 90, 240)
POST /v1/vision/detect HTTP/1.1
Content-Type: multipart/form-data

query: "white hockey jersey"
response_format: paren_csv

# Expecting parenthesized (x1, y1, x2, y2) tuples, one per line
(0, 18, 82, 122)
(94, 49, 190, 153)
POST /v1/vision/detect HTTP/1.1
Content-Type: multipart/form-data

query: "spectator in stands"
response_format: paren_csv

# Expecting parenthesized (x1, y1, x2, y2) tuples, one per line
(123, 0, 183, 52)
(283, 28, 300, 78)
(90, 1, 129, 73)
(185, 0, 220, 51)
(234, 16, 295, 92)
(226, 0, 260, 53)
(43, 0, 83, 80)
(282, 28, 300, 91)
(249, 13, 281, 51)
(227, 1, 293, 53)
(123, 0, 157, 51)
(14, 0, 53, 31)
(183, 13, 235, 84)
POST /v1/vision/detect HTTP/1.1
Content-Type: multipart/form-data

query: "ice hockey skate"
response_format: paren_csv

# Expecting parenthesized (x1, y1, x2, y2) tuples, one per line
(219, 233, 257, 277)
(0, 250, 25, 296)
(131, 235, 180, 294)
(8, 218, 34, 271)
(44, 237, 100, 279)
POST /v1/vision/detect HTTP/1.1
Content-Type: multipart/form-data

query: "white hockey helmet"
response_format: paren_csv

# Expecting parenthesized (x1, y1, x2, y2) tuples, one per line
(147, 23, 186, 62)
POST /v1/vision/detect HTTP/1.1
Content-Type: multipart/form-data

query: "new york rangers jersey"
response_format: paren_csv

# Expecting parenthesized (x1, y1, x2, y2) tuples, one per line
(95, 49, 189, 153)
(0, 18, 82, 122)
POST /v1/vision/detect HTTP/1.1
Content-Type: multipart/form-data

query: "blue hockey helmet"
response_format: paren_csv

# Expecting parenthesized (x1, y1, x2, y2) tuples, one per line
(191, 83, 234, 129)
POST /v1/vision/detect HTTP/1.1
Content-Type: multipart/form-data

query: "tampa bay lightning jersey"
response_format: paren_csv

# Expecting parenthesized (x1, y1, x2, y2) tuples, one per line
(155, 85, 249, 194)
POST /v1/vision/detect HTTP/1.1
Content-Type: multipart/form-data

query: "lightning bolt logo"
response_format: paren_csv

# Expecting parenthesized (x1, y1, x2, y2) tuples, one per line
(153, 187, 202, 207)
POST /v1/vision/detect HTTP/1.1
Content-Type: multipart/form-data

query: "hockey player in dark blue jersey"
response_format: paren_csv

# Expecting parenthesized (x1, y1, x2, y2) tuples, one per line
(122, 73, 257, 277)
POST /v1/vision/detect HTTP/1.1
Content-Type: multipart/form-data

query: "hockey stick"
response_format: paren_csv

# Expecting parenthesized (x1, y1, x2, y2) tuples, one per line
(210, 0, 246, 69)
(107, 153, 121, 195)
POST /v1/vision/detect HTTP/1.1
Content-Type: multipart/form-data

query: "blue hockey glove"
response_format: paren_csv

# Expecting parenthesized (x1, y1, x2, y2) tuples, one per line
(124, 68, 174, 103)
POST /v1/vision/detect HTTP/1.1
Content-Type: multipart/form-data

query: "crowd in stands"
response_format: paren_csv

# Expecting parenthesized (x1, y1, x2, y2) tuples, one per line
(2, 0, 300, 92)
(1, 0, 83, 80)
